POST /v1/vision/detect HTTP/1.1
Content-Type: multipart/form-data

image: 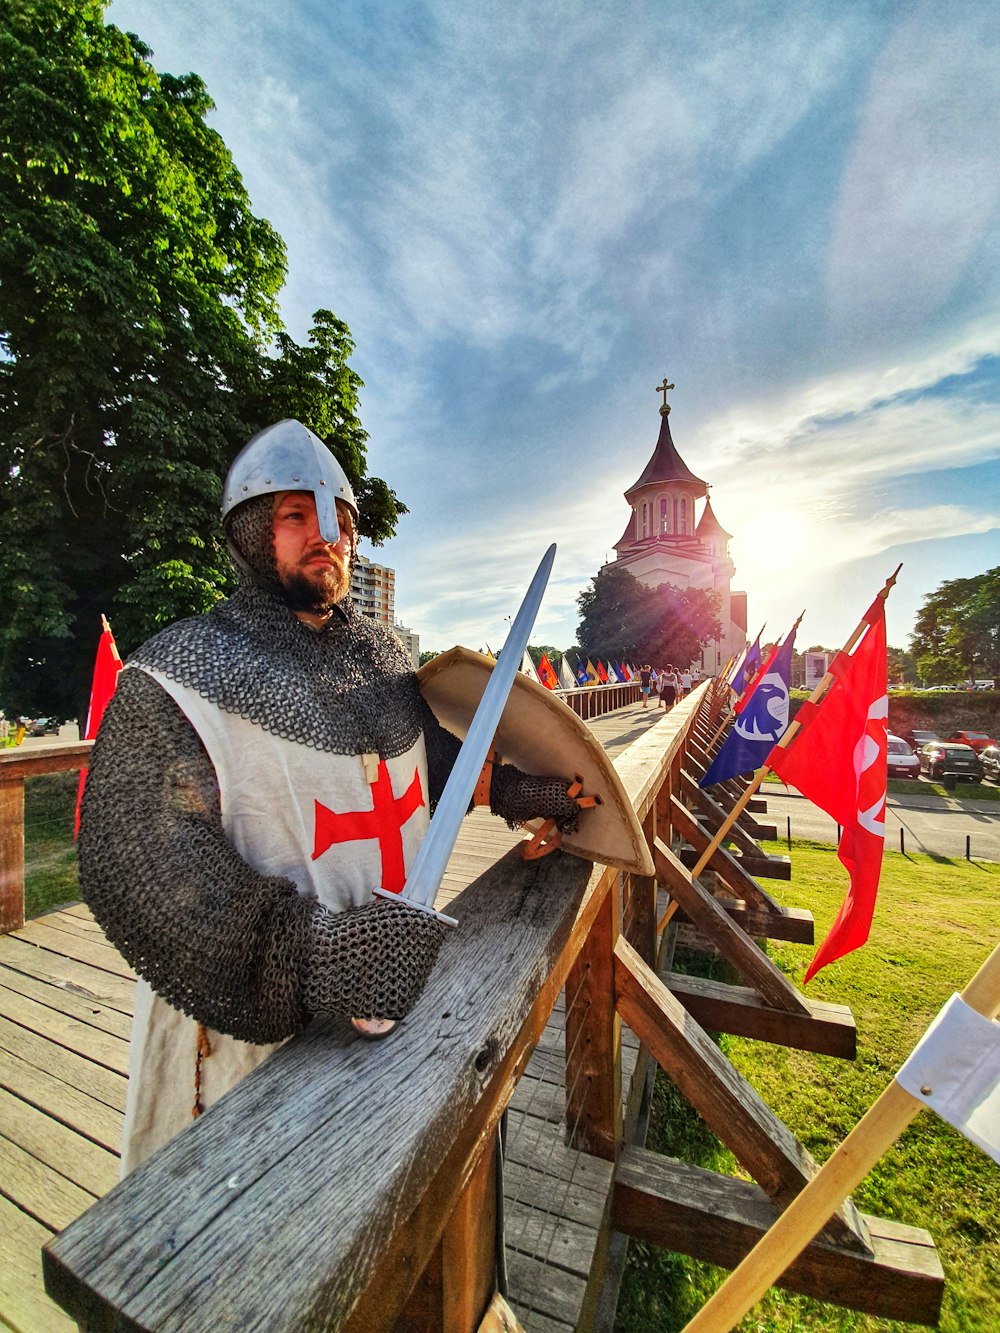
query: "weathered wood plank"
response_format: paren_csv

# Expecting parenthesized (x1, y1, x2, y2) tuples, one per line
(613, 1148, 943, 1325)
(505, 1198, 599, 1278)
(613, 937, 870, 1254)
(654, 838, 810, 1017)
(15, 919, 138, 980)
(0, 1087, 119, 1197)
(0, 984, 130, 1074)
(0, 1016, 127, 1113)
(0, 966, 132, 1042)
(505, 1250, 587, 1328)
(664, 971, 856, 1059)
(0, 1132, 98, 1231)
(0, 1194, 77, 1333)
(0, 1047, 124, 1153)
(0, 936, 134, 1014)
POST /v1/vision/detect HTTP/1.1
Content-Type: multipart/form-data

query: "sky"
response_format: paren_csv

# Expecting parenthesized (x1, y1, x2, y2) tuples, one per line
(108, 0, 1000, 657)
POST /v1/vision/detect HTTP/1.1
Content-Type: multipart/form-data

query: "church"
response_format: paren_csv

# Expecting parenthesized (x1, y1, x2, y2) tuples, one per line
(602, 379, 747, 676)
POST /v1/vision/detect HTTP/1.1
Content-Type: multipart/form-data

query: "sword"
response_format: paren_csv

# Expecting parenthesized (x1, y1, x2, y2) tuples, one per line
(373, 543, 557, 927)
(352, 544, 556, 1038)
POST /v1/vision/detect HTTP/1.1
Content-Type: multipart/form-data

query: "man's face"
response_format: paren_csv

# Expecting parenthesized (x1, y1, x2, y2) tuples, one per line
(272, 491, 355, 613)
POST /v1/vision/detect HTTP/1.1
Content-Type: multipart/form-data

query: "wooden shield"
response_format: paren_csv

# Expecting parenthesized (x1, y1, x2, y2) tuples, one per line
(417, 646, 654, 877)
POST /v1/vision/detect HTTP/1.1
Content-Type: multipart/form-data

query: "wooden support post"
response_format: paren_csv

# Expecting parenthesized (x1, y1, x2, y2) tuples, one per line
(398, 1140, 498, 1332)
(565, 870, 622, 1161)
(613, 936, 871, 1254)
(0, 777, 25, 935)
(626, 810, 656, 969)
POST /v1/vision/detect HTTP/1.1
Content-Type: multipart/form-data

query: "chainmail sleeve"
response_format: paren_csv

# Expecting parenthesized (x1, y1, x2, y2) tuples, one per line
(78, 670, 444, 1041)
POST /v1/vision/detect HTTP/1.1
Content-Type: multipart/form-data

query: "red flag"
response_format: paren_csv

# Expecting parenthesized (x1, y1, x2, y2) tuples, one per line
(620, 663, 631, 681)
(537, 653, 559, 690)
(768, 597, 888, 982)
(74, 615, 123, 836)
(596, 660, 609, 684)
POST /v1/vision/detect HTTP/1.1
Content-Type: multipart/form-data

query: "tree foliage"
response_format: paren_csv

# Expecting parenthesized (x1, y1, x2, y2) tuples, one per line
(0, 0, 405, 719)
(909, 568, 1000, 686)
(576, 565, 721, 668)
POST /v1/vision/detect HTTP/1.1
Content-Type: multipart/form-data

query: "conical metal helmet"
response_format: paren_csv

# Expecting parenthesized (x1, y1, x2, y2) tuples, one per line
(222, 419, 357, 546)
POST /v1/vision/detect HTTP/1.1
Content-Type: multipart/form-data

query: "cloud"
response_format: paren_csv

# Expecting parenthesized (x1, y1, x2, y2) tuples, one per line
(828, 1, 1000, 329)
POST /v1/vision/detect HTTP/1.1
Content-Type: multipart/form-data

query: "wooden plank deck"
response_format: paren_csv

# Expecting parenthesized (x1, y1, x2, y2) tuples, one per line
(0, 698, 659, 1332)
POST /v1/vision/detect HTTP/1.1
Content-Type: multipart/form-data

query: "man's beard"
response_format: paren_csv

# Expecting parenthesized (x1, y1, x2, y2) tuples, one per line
(279, 563, 350, 613)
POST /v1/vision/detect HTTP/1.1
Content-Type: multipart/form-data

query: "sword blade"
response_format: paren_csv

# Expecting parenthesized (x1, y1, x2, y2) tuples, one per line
(383, 543, 556, 917)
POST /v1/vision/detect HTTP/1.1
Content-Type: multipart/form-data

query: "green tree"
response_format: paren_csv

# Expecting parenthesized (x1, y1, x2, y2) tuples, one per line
(576, 565, 720, 668)
(0, 0, 404, 720)
(909, 569, 1000, 687)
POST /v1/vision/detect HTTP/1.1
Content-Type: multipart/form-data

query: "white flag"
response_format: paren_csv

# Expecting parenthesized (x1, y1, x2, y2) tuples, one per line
(558, 656, 576, 690)
(896, 993, 1000, 1164)
(520, 649, 541, 683)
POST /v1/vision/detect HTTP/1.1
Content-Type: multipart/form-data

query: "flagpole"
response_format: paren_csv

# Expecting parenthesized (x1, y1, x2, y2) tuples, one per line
(706, 624, 766, 751)
(669, 574, 898, 910)
(680, 935, 1000, 1333)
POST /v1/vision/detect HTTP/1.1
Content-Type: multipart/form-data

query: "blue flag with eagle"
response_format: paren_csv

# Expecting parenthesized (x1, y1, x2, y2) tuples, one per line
(701, 629, 797, 786)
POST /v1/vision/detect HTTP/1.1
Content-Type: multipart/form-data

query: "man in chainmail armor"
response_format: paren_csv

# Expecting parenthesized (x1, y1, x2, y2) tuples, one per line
(79, 419, 580, 1173)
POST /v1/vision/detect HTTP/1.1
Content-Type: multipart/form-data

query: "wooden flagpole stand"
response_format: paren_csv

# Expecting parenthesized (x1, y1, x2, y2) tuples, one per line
(677, 572, 899, 899)
(680, 939, 1000, 1333)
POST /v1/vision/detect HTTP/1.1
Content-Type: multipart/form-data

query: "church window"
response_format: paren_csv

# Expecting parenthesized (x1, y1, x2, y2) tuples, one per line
(641, 503, 649, 538)
(679, 497, 687, 534)
(660, 497, 669, 533)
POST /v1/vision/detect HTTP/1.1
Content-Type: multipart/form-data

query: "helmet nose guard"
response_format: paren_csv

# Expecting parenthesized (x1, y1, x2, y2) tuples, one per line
(222, 419, 357, 546)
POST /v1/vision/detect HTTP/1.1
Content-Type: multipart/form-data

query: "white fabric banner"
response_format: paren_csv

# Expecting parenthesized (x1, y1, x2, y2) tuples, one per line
(896, 993, 1000, 1164)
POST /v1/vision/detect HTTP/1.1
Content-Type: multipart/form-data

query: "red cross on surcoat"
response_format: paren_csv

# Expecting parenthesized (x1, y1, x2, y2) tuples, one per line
(312, 759, 425, 893)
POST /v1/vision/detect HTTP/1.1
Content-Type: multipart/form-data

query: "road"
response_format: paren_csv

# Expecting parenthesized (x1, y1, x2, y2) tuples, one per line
(759, 783, 1000, 863)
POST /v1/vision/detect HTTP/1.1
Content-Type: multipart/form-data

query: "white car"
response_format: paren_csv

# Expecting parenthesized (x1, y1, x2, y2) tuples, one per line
(886, 734, 920, 778)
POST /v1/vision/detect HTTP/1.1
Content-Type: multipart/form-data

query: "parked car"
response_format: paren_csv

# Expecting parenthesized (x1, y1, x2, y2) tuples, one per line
(28, 717, 61, 736)
(917, 742, 983, 782)
(980, 745, 1000, 783)
(904, 728, 940, 751)
(945, 729, 998, 754)
(886, 735, 920, 778)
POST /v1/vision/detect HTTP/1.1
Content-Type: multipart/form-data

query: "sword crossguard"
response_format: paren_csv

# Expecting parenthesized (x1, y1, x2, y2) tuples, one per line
(520, 775, 600, 861)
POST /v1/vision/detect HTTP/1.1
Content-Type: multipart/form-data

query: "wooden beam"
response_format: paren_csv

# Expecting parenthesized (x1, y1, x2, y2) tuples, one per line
(613, 937, 870, 1254)
(669, 798, 789, 919)
(612, 1149, 942, 1326)
(663, 972, 856, 1059)
(0, 779, 25, 935)
(565, 872, 622, 1161)
(653, 839, 811, 1017)
(702, 899, 814, 945)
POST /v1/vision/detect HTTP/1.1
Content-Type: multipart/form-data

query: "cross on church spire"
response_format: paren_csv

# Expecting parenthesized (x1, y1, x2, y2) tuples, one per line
(655, 376, 675, 415)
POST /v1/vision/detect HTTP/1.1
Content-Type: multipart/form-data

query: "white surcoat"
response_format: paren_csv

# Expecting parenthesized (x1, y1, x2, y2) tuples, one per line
(120, 665, 429, 1173)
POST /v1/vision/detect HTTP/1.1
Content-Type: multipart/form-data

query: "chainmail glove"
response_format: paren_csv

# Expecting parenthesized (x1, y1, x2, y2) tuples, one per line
(303, 897, 447, 1020)
(489, 763, 580, 834)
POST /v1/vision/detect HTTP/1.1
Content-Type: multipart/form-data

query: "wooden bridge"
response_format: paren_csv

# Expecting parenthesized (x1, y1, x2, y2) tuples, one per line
(1, 683, 944, 1331)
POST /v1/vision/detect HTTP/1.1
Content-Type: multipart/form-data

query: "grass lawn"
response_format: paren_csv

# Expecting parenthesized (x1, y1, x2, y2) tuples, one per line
(616, 841, 1000, 1333)
(24, 772, 81, 919)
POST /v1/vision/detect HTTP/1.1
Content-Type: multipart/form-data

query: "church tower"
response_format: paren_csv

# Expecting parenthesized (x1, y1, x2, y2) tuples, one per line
(605, 378, 747, 673)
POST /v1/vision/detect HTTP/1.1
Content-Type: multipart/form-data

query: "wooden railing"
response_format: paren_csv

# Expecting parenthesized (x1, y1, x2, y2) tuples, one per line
(559, 680, 642, 719)
(42, 688, 699, 1331)
(0, 742, 92, 935)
